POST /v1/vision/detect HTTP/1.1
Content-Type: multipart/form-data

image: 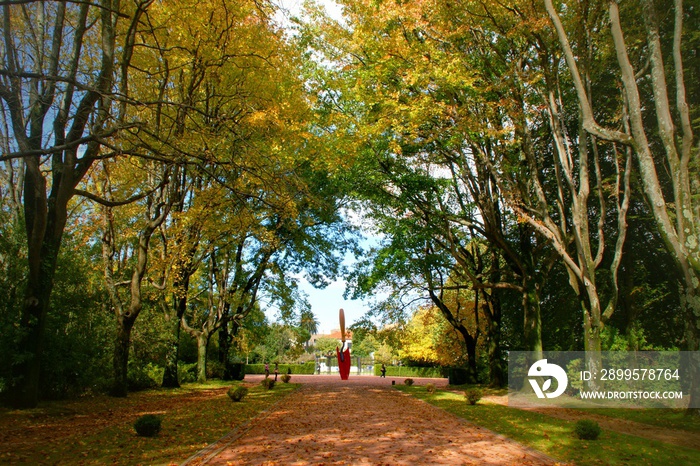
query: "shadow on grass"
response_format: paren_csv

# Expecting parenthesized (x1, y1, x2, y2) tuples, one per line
(399, 385, 700, 466)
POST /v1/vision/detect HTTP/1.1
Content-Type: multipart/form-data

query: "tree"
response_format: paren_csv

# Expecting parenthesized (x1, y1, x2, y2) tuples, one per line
(400, 306, 466, 367)
(98, 162, 179, 396)
(0, 0, 155, 408)
(544, 0, 700, 412)
(312, 337, 340, 357)
(351, 333, 380, 358)
(300, 309, 320, 339)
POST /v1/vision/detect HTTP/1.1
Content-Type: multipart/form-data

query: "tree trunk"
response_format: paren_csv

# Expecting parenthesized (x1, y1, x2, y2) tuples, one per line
(219, 317, 239, 381)
(522, 278, 543, 362)
(486, 315, 505, 387)
(196, 333, 208, 383)
(582, 298, 603, 391)
(162, 276, 189, 388)
(111, 316, 135, 397)
(11, 274, 53, 408)
(161, 316, 183, 388)
(462, 330, 479, 384)
(682, 280, 700, 416)
(10, 172, 67, 408)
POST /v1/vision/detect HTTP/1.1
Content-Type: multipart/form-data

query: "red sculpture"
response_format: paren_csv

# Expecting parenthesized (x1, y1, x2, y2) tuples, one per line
(337, 308, 351, 380)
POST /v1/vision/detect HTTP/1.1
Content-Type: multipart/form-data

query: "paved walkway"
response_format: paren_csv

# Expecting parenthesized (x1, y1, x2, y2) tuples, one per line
(184, 375, 557, 465)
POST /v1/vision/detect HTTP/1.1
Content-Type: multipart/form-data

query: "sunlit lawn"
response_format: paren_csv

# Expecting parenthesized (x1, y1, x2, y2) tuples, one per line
(397, 385, 700, 466)
(447, 382, 700, 432)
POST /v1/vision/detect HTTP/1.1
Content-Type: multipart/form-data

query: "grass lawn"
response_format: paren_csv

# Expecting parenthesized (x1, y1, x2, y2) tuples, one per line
(0, 380, 299, 465)
(578, 406, 700, 432)
(397, 385, 700, 466)
(447, 384, 700, 432)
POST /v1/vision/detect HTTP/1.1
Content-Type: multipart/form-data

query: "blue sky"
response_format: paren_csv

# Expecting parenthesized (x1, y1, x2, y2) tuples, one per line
(265, 234, 383, 335)
(297, 275, 368, 335)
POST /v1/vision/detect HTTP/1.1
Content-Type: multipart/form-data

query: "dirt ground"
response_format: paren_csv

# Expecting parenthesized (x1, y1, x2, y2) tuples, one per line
(183, 375, 558, 465)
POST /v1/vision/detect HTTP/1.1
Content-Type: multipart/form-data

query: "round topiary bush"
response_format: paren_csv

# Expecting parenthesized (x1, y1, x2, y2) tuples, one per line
(425, 383, 436, 394)
(227, 386, 248, 402)
(465, 388, 482, 405)
(133, 414, 162, 437)
(281, 373, 291, 383)
(574, 419, 601, 440)
(404, 378, 414, 386)
(261, 378, 275, 390)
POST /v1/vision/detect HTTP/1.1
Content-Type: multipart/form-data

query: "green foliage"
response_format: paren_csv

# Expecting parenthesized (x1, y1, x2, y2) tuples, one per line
(281, 373, 291, 383)
(260, 378, 275, 390)
(178, 363, 198, 384)
(127, 363, 162, 392)
(250, 324, 307, 363)
(40, 236, 114, 399)
(206, 360, 225, 379)
(245, 362, 315, 375)
(425, 383, 436, 394)
(574, 419, 602, 440)
(312, 337, 340, 356)
(227, 386, 249, 402)
(133, 414, 162, 437)
(373, 365, 444, 378)
(404, 378, 414, 386)
(465, 388, 482, 405)
(349, 333, 379, 358)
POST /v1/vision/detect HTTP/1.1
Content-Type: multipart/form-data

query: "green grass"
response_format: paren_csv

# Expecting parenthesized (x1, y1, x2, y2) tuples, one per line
(397, 385, 700, 466)
(0, 380, 299, 465)
(447, 382, 700, 432)
(578, 407, 700, 432)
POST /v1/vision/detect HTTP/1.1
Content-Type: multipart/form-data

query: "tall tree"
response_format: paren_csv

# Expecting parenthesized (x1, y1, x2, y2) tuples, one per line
(544, 0, 699, 412)
(0, 0, 154, 408)
(98, 162, 179, 396)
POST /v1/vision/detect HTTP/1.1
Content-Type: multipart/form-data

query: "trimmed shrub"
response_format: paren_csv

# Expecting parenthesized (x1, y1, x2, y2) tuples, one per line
(133, 414, 162, 437)
(404, 378, 414, 386)
(574, 419, 601, 440)
(425, 383, 436, 394)
(281, 373, 291, 383)
(261, 378, 275, 390)
(465, 388, 482, 405)
(227, 386, 248, 402)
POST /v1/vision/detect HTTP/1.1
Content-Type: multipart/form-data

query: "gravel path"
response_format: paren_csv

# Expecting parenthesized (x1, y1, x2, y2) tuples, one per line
(186, 375, 557, 465)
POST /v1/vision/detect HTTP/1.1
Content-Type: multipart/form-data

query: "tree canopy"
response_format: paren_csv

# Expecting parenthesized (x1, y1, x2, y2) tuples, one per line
(1, 0, 697, 414)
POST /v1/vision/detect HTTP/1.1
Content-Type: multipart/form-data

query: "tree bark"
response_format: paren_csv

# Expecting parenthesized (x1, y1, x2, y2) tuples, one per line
(111, 316, 136, 397)
(522, 279, 543, 361)
(196, 333, 209, 384)
(162, 271, 191, 388)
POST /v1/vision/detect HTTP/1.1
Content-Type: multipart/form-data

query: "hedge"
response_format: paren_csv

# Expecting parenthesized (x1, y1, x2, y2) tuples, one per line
(245, 362, 316, 375)
(373, 365, 446, 378)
